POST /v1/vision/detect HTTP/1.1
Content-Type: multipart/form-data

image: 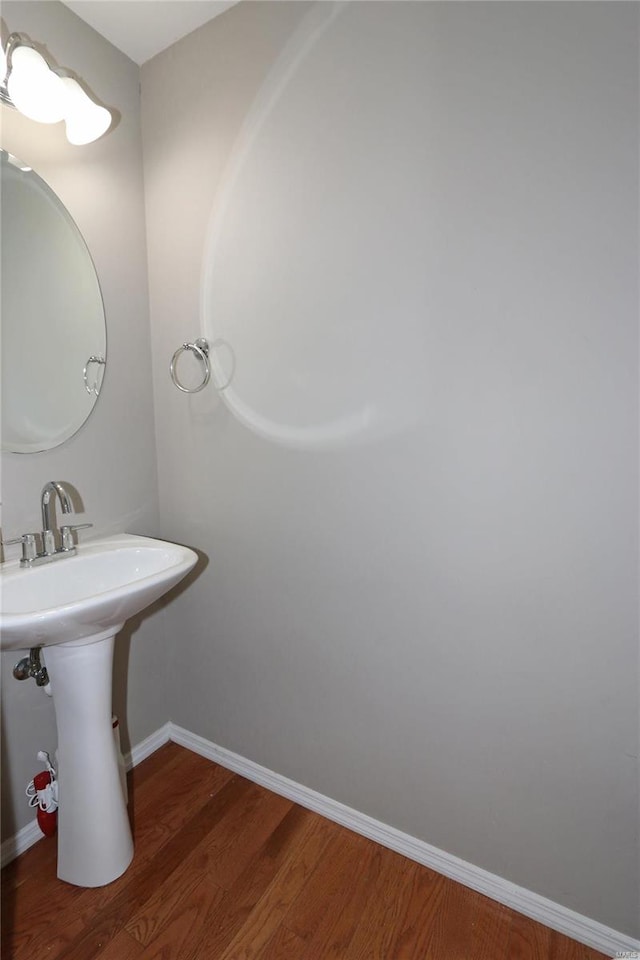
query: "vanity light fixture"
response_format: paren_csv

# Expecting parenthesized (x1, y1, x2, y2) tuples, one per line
(0, 33, 112, 145)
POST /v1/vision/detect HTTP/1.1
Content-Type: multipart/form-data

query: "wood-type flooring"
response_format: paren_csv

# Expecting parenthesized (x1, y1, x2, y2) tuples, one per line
(1, 742, 608, 960)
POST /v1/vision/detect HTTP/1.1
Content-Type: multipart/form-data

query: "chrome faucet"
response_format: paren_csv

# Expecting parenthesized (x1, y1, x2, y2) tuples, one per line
(1, 480, 92, 567)
(41, 481, 73, 555)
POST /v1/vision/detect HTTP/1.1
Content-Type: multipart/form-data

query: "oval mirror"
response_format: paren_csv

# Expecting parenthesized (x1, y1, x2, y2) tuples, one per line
(1, 151, 106, 453)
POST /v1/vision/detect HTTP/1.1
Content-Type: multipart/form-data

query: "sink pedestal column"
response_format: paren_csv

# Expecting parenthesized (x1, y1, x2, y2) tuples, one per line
(44, 628, 133, 887)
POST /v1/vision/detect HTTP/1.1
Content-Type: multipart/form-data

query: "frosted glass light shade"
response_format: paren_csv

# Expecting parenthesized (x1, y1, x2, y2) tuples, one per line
(59, 77, 111, 146)
(7, 45, 66, 123)
(60, 76, 111, 145)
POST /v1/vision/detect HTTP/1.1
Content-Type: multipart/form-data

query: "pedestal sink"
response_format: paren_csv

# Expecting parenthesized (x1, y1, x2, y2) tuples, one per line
(0, 534, 198, 887)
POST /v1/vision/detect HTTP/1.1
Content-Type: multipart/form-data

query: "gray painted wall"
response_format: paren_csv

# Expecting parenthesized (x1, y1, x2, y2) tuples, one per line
(0, 1, 163, 839)
(142, 1, 639, 936)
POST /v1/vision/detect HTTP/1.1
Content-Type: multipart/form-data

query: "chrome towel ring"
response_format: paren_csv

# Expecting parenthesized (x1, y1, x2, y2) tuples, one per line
(170, 338, 211, 394)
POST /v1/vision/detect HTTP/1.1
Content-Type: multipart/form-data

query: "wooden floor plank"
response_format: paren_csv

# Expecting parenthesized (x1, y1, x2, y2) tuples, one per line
(549, 929, 609, 960)
(509, 913, 553, 960)
(125, 781, 293, 948)
(301, 839, 387, 960)
(465, 889, 512, 960)
(422, 872, 496, 959)
(1, 831, 83, 960)
(254, 925, 307, 960)
(2, 747, 238, 960)
(180, 805, 316, 960)
(124, 845, 212, 947)
(54, 776, 252, 960)
(1, 744, 611, 960)
(133, 873, 225, 960)
(90, 930, 145, 960)
(129, 748, 236, 859)
(2, 907, 85, 960)
(339, 849, 421, 960)
(203, 782, 294, 890)
(126, 741, 183, 794)
(215, 811, 334, 960)
(282, 829, 371, 943)
(380, 861, 447, 959)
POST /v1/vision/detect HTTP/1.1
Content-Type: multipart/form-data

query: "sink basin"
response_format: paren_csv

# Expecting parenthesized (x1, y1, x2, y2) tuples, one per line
(0, 532, 198, 888)
(0, 534, 198, 650)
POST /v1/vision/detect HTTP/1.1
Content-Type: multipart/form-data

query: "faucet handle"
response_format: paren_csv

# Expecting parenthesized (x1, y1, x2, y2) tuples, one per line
(60, 523, 93, 551)
(2, 533, 38, 562)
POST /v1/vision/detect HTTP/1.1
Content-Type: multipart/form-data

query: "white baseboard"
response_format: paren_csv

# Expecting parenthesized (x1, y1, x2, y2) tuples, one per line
(3, 720, 638, 958)
(125, 721, 171, 771)
(0, 819, 42, 869)
(168, 722, 640, 959)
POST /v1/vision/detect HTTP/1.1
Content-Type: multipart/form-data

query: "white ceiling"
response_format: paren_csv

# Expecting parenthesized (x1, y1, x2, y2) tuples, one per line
(61, 1, 238, 65)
